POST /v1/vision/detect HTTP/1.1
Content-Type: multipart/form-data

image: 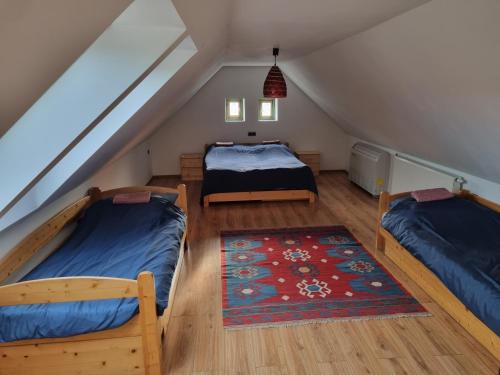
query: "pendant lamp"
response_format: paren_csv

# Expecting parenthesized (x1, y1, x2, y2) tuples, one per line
(263, 48, 287, 98)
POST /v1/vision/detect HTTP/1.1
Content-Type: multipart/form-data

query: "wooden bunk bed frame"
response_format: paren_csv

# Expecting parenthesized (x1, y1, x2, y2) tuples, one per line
(0, 184, 188, 375)
(376, 190, 500, 361)
(202, 142, 317, 207)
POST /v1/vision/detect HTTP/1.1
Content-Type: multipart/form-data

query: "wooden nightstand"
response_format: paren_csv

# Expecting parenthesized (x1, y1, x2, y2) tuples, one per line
(180, 153, 203, 181)
(296, 151, 320, 176)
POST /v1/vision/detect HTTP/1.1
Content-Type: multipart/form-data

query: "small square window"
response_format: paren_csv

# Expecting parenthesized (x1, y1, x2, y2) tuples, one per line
(258, 98, 278, 121)
(225, 98, 245, 122)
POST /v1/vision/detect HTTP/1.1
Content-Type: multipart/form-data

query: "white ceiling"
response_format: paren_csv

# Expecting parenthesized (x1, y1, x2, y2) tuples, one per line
(0, 0, 427, 139)
(225, 0, 428, 62)
(0, 0, 131, 137)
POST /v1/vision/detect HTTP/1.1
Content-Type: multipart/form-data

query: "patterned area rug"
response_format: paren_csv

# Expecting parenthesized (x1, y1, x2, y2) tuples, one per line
(221, 226, 429, 329)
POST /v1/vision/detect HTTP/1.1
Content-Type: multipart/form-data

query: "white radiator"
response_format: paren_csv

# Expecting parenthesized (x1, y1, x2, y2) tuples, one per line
(349, 143, 390, 196)
(390, 154, 465, 194)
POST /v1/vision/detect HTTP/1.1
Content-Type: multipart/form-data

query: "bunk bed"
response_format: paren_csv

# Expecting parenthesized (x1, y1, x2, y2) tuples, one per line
(0, 185, 188, 375)
(201, 142, 318, 207)
(376, 190, 500, 361)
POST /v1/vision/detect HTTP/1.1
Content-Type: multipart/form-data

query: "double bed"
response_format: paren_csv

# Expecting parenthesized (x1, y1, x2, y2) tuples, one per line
(0, 185, 188, 375)
(376, 190, 500, 360)
(201, 143, 318, 207)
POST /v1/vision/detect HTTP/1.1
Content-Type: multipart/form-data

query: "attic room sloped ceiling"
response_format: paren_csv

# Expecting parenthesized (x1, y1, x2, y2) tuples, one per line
(0, 0, 193, 230)
(0, 0, 132, 137)
(64, 0, 428, 177)
(282, 0, 500, 184)
(4, 0, 500, 232)
(42, 0, 233, 205)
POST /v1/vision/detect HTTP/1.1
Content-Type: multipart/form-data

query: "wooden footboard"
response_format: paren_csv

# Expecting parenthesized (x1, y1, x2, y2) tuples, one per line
(203, 189, 316, 207)
(0, 184, 188, 375)
(0, 273, 161, 375)
(376, 191, 500, 361)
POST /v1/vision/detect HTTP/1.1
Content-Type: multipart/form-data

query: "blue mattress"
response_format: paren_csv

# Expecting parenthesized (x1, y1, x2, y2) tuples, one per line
(205, 144, 306, 171)
(0, 196, 186, 343)
(381, 196, 500, 335)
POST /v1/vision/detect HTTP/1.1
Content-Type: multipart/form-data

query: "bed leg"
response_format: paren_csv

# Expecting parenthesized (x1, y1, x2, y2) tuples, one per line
(376, 230, 385, 252)
(308, 192, 316, 205)
(203, 196, 210, 208)
(138, 272, 162, 375)
(176, 184, 188, 216)
(376, 192, 390, 252)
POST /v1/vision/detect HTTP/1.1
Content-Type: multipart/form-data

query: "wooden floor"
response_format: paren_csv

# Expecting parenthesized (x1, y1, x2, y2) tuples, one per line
(150, 172, 499, 375)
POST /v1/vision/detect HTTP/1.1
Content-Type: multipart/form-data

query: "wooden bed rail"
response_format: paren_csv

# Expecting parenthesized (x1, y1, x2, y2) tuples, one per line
(0, 272, 159, 308)
(0, 196, 90, 283)
(0, 275, 140, 306)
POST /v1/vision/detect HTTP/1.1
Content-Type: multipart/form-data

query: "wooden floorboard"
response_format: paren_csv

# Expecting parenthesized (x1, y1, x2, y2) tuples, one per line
(150, 172, 500, 375)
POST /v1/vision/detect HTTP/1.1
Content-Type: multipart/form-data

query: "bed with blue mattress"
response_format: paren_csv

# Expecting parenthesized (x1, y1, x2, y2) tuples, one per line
(376, 190, 500, 360)
(201, 143, 318, 206)
(0, 185, 188, 375)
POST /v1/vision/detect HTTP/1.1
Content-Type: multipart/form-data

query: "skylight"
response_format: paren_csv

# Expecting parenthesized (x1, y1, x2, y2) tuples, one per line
(0, 36, 197, 231)
(0, 0, 188, 220)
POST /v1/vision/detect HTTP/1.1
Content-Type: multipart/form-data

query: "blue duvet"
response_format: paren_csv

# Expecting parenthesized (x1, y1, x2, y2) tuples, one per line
(381, 197, 500, 334)
(0, 196, 186, 343)
(205, 144, 305, 171)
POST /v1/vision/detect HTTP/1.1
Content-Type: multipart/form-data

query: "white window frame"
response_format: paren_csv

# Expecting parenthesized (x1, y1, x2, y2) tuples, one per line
(258, 98, 278, 122)
(225, 98, 245, 122)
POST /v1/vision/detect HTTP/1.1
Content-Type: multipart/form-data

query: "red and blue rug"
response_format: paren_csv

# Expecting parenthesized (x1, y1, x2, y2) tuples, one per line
(221, 226, 429, 329)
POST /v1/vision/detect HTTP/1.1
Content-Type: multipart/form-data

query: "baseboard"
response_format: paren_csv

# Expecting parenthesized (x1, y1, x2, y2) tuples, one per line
(148, 175, 181, 184)
(319, 169, 347, 174)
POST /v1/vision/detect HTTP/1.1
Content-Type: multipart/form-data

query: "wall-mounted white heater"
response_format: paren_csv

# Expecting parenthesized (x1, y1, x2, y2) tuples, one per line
(391, 153, 466, 193)
(349, 143, 390, 196)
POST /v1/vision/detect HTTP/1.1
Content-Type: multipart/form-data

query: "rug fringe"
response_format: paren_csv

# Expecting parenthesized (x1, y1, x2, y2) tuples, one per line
(224, 312, 432, 331)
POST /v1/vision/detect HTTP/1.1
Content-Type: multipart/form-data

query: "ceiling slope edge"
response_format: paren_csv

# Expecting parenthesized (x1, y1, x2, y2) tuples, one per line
(281, 0, 500, 186)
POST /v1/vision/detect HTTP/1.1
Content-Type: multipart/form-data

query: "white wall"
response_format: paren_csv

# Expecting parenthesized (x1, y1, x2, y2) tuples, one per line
(149, 66, 349, 175)
(0, 141, 152, 262)
(348, 136, 500, 203)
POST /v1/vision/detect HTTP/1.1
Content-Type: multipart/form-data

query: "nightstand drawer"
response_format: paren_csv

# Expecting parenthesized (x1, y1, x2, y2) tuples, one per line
(300, 155, 320, 164)
(181, 158, 203, 168)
